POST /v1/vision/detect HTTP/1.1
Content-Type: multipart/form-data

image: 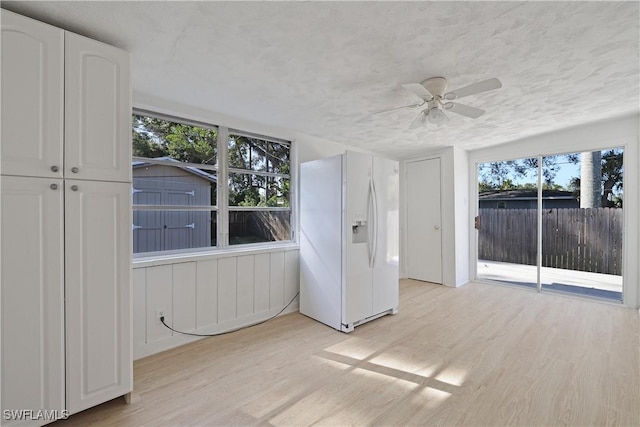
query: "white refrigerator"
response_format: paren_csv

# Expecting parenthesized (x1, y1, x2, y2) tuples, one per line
(300, 151, 399, 332)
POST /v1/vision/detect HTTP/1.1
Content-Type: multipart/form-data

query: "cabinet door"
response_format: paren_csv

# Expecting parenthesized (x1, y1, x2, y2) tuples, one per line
(64, 180, 132, 414)
(1, 176, 65, 424)
(65, 33, 131, 183)
(1, 10, 64, 178)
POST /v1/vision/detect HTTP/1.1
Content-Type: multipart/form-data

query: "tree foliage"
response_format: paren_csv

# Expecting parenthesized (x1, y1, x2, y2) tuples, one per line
(132, 115, 290, 208)
(478, 154, 579, 191)
(478, 151, 623, 207)
(133, 115, 217, 164)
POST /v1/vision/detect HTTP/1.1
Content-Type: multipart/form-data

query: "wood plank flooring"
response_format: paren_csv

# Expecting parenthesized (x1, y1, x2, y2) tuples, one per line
(53, 280, 640, 426)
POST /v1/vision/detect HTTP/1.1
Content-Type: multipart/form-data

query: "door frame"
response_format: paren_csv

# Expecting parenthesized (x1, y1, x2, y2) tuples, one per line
(469, 133, 638, 308)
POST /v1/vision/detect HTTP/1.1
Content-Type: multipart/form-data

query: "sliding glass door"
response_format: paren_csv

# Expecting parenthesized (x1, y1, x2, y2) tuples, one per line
(477, 148, 624, 302)
(540, 149, 623, 301)
(477, 157, 538, 289)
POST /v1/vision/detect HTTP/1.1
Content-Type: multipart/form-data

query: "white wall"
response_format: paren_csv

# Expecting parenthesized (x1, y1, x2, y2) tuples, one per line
(132, 93, 360, 359)
(133, 247, 300, 359)
(468, 113, 639, 308)
(453, 147, 470, 286)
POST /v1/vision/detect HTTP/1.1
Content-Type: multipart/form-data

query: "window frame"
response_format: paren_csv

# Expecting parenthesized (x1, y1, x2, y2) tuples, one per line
(132, 110, 295, 258)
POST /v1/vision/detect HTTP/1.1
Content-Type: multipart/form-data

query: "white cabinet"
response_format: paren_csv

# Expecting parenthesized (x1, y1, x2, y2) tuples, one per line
(0, 11, 131, 183)
(0, 176, 65, 422)
(1, 9, 132, 425)
(0, 12, 64, 178)
(65, 33, 131, 183)
(65, 181, 132, 413)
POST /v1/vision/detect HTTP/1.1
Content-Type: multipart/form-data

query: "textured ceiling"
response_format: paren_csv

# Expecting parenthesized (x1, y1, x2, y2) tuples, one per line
(3, 1, 639, 158)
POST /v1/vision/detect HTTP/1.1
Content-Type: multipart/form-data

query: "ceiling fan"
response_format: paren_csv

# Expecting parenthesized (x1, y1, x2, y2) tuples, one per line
(370, 77, 502, 129)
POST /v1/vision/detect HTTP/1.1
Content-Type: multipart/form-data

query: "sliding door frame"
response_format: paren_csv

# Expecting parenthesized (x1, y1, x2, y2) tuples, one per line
(469, 134, 638, 308)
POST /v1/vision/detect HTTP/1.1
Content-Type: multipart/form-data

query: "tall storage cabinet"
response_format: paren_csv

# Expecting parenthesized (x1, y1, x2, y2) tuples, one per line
(1, 9, 132, 425)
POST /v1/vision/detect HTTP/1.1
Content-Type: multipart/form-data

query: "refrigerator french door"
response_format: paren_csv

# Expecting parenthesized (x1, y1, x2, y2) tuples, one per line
(300, 151, 399, 332)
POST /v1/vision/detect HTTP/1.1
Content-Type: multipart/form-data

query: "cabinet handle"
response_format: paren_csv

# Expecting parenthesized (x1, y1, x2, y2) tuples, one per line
(71, 167, 79, 173)
(50, 183, 58, 190)
(71, 185, 79, 191)
(50, 165, 59, 172)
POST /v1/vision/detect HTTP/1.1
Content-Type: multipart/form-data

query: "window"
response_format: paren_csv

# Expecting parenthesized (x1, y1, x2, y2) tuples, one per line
(132, 112, 292, 255)
(227, 133, 291, 245)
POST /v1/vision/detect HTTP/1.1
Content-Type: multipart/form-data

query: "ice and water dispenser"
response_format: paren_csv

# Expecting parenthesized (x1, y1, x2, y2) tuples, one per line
(351, 212, 368, 244)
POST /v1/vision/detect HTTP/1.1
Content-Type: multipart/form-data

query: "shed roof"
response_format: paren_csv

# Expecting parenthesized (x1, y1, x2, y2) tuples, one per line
(132, 157, 217, 183)
(479, 189, 576, 202)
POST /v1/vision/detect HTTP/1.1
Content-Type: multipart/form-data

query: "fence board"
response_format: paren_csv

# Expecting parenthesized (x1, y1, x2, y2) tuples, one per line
(478, 208, 622, 275)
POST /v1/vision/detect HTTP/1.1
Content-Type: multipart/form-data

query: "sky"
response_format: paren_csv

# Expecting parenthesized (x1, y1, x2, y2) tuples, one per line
(481, 148, 623, 190)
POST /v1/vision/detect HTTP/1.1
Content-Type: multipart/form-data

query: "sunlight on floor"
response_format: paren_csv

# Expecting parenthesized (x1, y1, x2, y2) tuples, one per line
(419, 386, 452, 403)
(370, 348, 434, 374)
(434, 367, 468, 387)
(324, 336, 382, 360)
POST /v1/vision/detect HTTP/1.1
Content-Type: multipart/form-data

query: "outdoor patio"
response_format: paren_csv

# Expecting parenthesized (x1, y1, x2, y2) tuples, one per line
(477, 259, 623, 301)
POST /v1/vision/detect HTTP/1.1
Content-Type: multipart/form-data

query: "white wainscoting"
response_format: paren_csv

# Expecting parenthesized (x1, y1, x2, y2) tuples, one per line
(133, 247, 300, 359)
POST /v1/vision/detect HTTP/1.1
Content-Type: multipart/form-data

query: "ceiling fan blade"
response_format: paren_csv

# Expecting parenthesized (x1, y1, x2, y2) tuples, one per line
(444, 78, 502, 100)
(370, 102, 423, 116)
(443, 102, 485, 119)
(402, 83, 433, 100)
(355, 102, 424, 123)
(409, 111, 427, 129)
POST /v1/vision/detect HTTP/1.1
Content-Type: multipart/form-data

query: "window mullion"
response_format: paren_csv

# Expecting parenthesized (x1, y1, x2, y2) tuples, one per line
(217, 126, 230, 248)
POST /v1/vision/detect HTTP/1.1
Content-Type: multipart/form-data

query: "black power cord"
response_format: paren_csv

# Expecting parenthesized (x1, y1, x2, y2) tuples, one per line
(160, 292, 300, 337)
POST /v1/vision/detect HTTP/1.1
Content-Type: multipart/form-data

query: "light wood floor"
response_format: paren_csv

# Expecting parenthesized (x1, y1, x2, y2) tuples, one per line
(54, 280, 640, 426)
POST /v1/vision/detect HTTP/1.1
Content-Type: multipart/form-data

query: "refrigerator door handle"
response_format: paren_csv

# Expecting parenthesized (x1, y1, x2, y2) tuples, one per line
(371, 178, 379, 268)
(367, 178, 374, 267)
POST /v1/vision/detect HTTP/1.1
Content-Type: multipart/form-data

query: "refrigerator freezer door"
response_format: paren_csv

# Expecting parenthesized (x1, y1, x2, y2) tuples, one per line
(343, 151, 374, 325)
(300, 155, 344, 330)
(372, 156, 400, 314)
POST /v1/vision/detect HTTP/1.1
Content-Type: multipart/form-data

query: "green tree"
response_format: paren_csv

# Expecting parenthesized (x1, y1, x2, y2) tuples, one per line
(132, 115, 217, 164)
(478, 154, 579, 191)
(601, 149, 623, 207)
(133, 115, 290, 208)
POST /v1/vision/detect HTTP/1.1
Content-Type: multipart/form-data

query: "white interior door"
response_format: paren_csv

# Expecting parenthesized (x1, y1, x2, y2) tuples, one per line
(406, 158, 442, 283)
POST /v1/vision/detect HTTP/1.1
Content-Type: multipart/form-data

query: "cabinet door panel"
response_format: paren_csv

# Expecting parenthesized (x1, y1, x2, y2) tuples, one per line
(1, 176, 65, 423)
(65, 180, 132, 414)
(1, 10, 63, 178)
(65, 33, 131, 182)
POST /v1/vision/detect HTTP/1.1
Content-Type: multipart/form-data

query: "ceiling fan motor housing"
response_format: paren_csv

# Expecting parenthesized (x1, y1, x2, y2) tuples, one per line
(421, 77, 448, 98)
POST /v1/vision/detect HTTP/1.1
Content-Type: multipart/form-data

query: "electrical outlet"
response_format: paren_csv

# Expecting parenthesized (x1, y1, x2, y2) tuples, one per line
(156, 309, 165, 324)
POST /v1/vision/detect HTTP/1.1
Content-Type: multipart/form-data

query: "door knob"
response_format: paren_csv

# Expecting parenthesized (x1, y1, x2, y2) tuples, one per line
(434, 225, 440, 230)
(50, 165, 59, 172)
(50, 183, 58, 190)
(71, 167, 79, 173)
(71, 185, 78, 191)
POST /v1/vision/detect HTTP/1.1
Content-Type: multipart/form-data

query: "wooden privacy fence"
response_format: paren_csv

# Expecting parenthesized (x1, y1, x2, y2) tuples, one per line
(478, 208, 622, 275)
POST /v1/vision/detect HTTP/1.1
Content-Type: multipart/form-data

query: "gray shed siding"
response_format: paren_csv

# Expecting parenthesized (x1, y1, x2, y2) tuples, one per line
(133, 164, 214, 253)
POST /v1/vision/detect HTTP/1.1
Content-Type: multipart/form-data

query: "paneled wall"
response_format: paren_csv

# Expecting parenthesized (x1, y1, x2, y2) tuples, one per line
(133, 247, 299, 359)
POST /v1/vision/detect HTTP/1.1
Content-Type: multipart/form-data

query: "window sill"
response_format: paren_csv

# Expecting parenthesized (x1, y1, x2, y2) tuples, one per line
(132, 242, 299, 268)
